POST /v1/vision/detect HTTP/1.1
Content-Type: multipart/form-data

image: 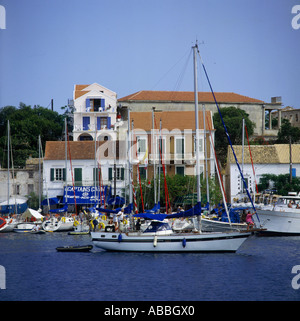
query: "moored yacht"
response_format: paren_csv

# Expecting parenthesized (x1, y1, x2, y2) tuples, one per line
(254, 193, 300, 234)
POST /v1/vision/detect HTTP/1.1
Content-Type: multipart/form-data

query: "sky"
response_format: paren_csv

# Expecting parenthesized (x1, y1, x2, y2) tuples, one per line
(0, 0, 299, 113)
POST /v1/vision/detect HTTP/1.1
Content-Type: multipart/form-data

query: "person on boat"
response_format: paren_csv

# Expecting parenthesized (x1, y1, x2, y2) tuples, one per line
(32, 223, 40, 231)
(246, 211, 255, 230)
(118, 208, 124, 225)
(78, 210, 84, 223)
(136, 219, 141, 231)
(288, 201, 293, 208)
(113, 208, 124, 231)
(92, 218, 98, 232)
(177, 206, 184, 213)
(113, 211, 119, 231)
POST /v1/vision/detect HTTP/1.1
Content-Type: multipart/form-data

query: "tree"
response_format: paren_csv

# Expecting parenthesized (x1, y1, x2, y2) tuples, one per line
(0, 103, 65, 168)
(277, 119, 300, 143)
(135, 174, 223, 211)
(213, 107, 255, 165)
(258, 173, 300, 196)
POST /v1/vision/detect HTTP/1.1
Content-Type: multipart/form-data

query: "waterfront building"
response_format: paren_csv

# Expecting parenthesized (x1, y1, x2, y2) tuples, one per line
(118, 90, 283, 139)
(125, 110, 215, 183)
(226, 144, 300, 202)
(72, 83, 119, 142)
(43, 140, 127, 211)
(0, 157, 42, 204)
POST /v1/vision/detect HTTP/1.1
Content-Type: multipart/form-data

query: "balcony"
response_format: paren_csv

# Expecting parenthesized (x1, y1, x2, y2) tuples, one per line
(73, 124, 114, 132)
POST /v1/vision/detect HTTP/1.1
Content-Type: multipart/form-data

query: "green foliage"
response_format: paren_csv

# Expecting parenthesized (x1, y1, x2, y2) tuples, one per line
(277, 119, 300, 143)
(0, 103, 65, 168)
(213, 106, 255, 165)
(135, 174, 223, 211)
(258, 173, 300, 196)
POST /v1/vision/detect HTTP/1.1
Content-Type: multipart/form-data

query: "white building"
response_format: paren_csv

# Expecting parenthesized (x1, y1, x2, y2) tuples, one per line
(43, 141, 127, 209)
(72, 83, 119, 142)
(226, 144, 300, 202)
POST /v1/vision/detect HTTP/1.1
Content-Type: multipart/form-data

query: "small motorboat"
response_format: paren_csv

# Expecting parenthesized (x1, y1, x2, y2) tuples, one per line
(56, 245, 93, 252)
(29, 229, 46, 234)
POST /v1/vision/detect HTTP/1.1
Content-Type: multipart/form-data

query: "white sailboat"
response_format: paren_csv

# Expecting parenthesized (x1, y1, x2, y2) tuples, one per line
(91, 43, 251, 252)
(42, 215, 74, 232)
(13, 208, 44, 233)
(254, 193, 300, 234)
(0, 120, 26, 232)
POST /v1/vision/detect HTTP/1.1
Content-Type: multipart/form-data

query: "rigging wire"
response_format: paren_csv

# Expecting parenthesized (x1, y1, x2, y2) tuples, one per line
(150, 48, 192, 91)
(196, 48, 260, 223)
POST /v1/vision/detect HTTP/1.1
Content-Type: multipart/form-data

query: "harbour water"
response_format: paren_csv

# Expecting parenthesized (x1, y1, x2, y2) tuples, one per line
(0, 232, 300, 301)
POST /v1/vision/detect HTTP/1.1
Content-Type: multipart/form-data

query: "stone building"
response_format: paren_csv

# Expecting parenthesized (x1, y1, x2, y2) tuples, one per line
(118, 90, 282, 138)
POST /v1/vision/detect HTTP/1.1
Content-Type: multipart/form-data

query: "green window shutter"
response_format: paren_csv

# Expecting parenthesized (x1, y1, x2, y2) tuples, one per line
(50, 168, 54, 181)
(109, 168, 112, 180)
(121, 168, 124, 180)
(93, 168, 99, 184)
(74, 168, 82, 186)
(63, 168, 66, 181)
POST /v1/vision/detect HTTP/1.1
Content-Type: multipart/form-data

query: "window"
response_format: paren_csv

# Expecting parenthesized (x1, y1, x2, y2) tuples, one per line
(138, 167, 147, 181)
(193, 136, 203, 154)
(28, 184, 34, 194)
(86, 98, 105, 112)
(109, 167, 125, 181)
(175, 137, 184, 159)
(137, 136, 147, 153)
(83, 116, 90, 130)
(97, 117, 111, 130)
(93, 168, 102, 184)
(14, 185, 20, 195)
(74, 168, 82, 186)
(50, 168, 66, 182)
(176, 166, 185, 176)
(156, 137, 166, 156)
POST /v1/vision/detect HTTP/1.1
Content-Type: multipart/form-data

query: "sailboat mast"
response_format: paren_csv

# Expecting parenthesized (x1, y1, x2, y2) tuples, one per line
(203, 104, 209, 207)
(193, 43, 201, 203)
(127, 107, 133, 211)
(152, 107, 157, 206)
(7, 120, 10, 209)
(65, 118, 68, 206)
(38, 135, 41, 209)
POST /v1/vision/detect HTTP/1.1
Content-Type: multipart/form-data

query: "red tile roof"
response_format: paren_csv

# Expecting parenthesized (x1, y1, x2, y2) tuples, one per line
(119, 90, 264, 104)
(44, 141, 123, 160)
(74, 85, 90, 99)
(130, 111, 214, 131)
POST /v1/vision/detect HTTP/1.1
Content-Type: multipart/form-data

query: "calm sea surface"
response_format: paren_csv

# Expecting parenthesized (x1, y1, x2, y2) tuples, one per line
(0, 232, 300, 301)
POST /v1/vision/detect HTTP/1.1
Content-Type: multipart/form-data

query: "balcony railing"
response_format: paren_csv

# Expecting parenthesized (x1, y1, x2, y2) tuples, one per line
(73, 124, 114, 132)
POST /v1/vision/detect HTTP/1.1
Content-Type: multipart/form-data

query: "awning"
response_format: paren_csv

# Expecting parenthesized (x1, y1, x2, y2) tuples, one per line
(41, 198, 59, 206)
(21, 208, 44, 221)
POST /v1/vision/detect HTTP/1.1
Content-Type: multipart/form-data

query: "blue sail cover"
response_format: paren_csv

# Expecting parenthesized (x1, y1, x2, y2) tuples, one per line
(133, 202, 202, 221)
(145, 202, 160, 214)
(96, 203, 133, 215)
(49, 205, 68, 213)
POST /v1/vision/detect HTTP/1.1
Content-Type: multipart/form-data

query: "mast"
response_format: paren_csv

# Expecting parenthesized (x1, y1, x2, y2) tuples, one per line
(203, 104, 209, 207)
(193, 43, 201, 203)
(64, 118, 68, 206)
(7, 120, 10, 210)
(241, 118, 245, 193)
(127, 107, 133, 211)
(38, 135, 42, 210)
(152, 107, 157, 206)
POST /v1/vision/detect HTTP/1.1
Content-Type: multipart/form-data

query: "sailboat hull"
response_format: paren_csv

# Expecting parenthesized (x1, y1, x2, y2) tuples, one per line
(91, 231, 250, 252)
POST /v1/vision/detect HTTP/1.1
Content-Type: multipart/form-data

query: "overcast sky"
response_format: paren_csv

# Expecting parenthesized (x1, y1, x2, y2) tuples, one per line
(0, 0, 299, 113)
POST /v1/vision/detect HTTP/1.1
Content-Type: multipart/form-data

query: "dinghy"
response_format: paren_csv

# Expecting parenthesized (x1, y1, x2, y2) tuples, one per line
(56, 245, 93, 252)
